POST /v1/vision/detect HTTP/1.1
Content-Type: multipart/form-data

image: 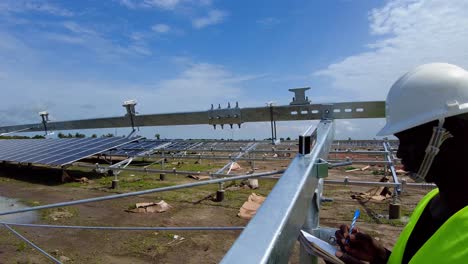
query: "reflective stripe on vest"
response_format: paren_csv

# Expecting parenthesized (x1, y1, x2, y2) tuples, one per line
(388, 188, 468, 263)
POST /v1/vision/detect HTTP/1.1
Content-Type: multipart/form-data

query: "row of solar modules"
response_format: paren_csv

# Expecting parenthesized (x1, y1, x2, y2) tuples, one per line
(0, 138, 296, 167)
(104, 140, 206, 157)
(105, 140, 298, 158)
(0, 137, 139, 166)
(105, 139, 170, 156)
(332, 140, 399, 150)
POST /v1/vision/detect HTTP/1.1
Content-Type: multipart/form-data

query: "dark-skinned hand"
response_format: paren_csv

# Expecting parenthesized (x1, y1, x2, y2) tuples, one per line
(334, 224, 388, 264)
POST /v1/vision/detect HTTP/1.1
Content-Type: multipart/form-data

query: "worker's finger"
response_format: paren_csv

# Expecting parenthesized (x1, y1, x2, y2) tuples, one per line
(336, 250, 364, 264)
(337, 238, 346, 251)
(339, 224, 350, 234)
(335, 227, 348, 251)
(335, 229, 346, 243)
(339, 224, 350, 240)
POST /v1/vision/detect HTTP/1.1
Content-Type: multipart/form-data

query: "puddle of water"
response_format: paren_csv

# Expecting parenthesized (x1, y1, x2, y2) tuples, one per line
(0, 196, 38, 224)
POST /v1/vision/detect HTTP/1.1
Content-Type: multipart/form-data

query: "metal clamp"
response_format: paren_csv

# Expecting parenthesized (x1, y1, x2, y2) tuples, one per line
(315, 158, 329, 178)
(208, 102, 242, 129)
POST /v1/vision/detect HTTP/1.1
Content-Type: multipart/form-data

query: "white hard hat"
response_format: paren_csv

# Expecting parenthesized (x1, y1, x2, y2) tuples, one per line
(377, 63, 468, 136)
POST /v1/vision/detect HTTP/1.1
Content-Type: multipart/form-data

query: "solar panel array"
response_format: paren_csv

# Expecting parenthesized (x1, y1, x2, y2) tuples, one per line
(0, 137, 138, 166)
(106, 139, 299, 157)
(163, 141, 203, 151)
(106, 139, 170, 157)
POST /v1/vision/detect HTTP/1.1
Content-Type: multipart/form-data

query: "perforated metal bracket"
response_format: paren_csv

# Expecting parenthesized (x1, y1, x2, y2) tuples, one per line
(209, 102, 242, 129)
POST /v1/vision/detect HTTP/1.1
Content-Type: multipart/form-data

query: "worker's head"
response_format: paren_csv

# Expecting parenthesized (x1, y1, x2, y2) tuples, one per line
(378, 63, 468, 184)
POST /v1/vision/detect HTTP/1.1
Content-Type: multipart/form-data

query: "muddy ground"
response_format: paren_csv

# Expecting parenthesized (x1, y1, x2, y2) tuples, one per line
(0, 157, 432, 264)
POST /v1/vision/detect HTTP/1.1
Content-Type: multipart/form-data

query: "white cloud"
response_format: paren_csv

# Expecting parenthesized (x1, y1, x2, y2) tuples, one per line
(119, 0, 210, 10)
(192, 9, 227, 29)
(63, 21, 97, 36)
(0, 0, 73, 17)
(150, 63, 247, 111)
(128, 44, 152, 56)
(118, 0, 138, 9)
(257, 17, 280, 27)
(315, 0, 468, 101)
(145, 0, 182, 9)
(152, 23, 171, 33)
(0, 38, 253, 126)
(52, 21, 153, 57)
(314, 0, 468, 138)
(44, 33, 85, 44)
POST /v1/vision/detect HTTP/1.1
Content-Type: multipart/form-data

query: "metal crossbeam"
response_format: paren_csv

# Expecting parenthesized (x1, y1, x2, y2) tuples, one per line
(324, 179, 436, 189)
(0, 101, 384, 133)
(0, 170, 284, 217)
(1, 222, 244, 231)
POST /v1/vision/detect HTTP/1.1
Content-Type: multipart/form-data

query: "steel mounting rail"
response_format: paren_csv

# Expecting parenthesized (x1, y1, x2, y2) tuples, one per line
(0, 101, 383, 134)
(221, 120, 335, 264)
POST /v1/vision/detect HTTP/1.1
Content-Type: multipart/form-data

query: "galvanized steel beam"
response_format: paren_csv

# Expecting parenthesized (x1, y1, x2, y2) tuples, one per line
(0, 101, 384, 133)
(324, 179, 436, 189)
(2, 222, 244, 231)
(221, 120, 335, 264)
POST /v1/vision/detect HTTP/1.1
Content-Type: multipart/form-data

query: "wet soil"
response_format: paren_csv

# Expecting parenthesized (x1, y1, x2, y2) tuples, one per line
(0, 159, 430, 263)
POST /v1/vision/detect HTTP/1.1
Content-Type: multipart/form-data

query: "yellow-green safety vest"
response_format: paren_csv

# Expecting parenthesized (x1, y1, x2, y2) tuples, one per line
(388, 188, 468, 263)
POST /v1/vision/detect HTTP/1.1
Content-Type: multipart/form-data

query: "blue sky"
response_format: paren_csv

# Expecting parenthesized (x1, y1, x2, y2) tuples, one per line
(1, 0, 468, 140)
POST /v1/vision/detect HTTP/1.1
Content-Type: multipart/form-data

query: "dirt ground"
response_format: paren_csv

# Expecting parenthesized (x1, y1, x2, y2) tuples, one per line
(0, 156, 432, 264)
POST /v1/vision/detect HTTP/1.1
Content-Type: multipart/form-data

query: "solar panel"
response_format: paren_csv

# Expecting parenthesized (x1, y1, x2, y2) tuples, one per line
(0, 137, 139, 166)
(106, 139, 170, 157)
(163, 141, 203, 150)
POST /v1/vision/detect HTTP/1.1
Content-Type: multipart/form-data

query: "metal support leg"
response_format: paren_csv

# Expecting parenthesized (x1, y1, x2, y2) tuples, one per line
(111, 173, 119, 189)
(216, 182, 225, 202)
(251, 152, 255, 172)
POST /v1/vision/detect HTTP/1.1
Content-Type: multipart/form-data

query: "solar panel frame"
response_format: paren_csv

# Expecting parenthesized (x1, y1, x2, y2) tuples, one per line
(133, 141, 172, 157)
(16, 137, 108, 164)
(42, 137, 137, 166)
(31, 137, 129, 165)
(163, 141, 201, 150)
(0, 139, 56, 158)
(1, 138, 89, 161)
(105, 139, 170, 157)
(0, 137, 141, 166)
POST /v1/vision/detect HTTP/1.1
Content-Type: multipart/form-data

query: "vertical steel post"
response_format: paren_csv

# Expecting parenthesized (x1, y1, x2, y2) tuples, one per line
(269, 104, 275, 144)
(383, 141, 401, 219)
